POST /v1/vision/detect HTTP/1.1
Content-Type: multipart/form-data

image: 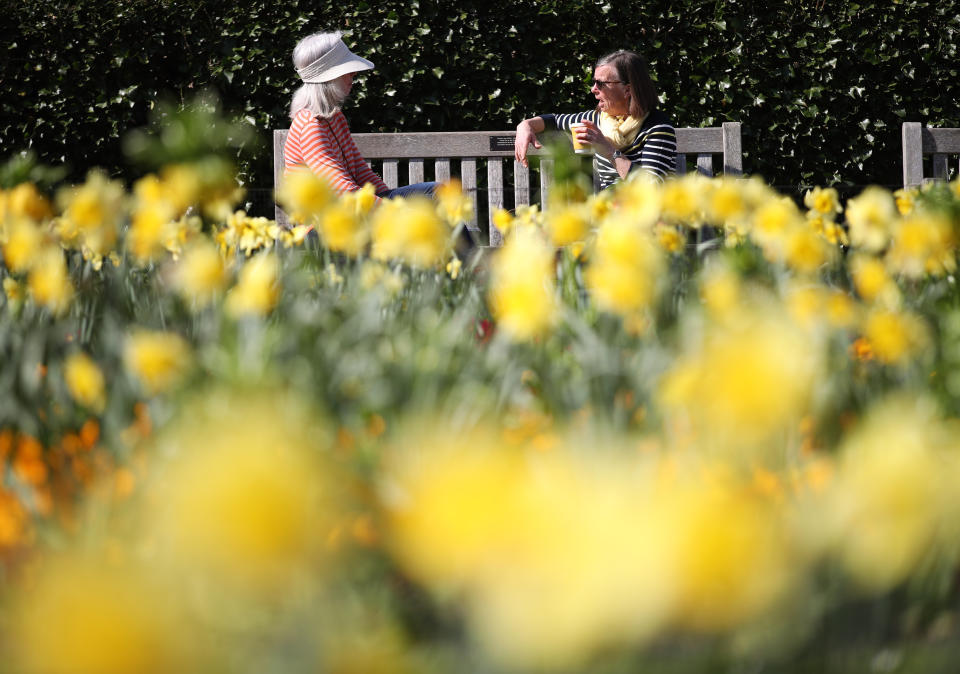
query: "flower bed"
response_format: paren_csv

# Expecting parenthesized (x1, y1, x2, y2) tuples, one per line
(2, 146, 960, 672)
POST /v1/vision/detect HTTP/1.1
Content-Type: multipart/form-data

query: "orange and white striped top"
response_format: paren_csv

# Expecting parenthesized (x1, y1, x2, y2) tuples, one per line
(284, 108, 388, 196)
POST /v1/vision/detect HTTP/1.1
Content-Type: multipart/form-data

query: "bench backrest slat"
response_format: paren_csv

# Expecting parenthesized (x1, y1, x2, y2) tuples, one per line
(435, 158, 451, 184)
(514, 160, 530, 209)
(540, 158, 554, 207)
(382, 160, 399, 190)
(273, 122, 743, 242)
(902, 122, 960, 187)
(487, 160, 506, 246)
(409, 158, 425, 184)
(697, 154, 714, 178)
(461, 159, 478, 230)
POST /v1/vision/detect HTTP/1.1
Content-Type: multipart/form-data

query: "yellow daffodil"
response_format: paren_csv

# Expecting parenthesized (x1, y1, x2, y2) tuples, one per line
(124, 329, 192, 394)
(861, 309, 928, 365)
(56, 170, 126, 258)
(371, 196, 449, 268)
(3, 182, 53, 223)
(149, 391, 333, 592)
(885, 210, 955, 278)
(63, 352, 106, 412)
(2, 218, 44, 273)
(27, 247, 73, 314)
(11, 555, 186, 674)
(845, 186, 896, 253)
(436, 179, 474, 226)
(585, 216, 664, 321)
(225, 252, 279, 318)
(545, 203, 591, 247)
(828, 397, 946, 590)
(488, 227, 557, 340)
(170, 239, 227, 306)
(318, 198, 369, 256)
(850, 253, 899, 307)
(276, 170, 334, 224)
(803, 186, 841, 219)
(659, 304, 822, 454)
(446, 256, 462, 280)
(660, 174, 708, 226)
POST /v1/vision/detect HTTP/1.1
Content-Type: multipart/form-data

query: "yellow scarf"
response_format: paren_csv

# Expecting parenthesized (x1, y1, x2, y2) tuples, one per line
(598, 112, 645, 149)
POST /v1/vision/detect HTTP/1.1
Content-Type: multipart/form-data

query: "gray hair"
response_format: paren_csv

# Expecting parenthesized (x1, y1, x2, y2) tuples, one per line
(289, 32, 351, 119)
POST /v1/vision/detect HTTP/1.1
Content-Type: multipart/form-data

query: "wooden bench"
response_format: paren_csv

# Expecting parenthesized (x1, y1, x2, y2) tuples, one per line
(902, 122, 960, 187)
(273, 122, 742, 245)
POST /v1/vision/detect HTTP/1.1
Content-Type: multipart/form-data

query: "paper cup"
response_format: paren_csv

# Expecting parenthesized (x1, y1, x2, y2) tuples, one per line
(570, 123, 591, 154)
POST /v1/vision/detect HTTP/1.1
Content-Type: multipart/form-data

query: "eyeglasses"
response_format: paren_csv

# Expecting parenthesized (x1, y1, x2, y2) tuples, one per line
(592, 80, 625, 90)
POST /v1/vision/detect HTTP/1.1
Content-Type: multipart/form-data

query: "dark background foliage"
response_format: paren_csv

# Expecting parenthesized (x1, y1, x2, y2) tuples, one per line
(2, 0, 958, 209)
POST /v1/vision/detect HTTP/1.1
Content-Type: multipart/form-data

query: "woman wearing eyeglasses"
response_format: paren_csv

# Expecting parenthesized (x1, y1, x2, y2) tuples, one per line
(514, 50, 676, 189)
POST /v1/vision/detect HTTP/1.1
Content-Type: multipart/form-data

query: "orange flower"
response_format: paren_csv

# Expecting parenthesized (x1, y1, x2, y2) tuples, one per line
(0, 488, 30, 548)
(14, 434, 47, 486)
(850, 337, 874, 362)
(80, 419, 100, 450)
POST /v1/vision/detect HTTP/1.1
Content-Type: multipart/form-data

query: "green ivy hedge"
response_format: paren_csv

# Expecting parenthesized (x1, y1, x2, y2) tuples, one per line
(3, 0, 958, 197)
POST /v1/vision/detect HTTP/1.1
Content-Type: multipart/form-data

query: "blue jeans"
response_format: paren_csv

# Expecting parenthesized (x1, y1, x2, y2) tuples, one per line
(378, 182, 438, 199)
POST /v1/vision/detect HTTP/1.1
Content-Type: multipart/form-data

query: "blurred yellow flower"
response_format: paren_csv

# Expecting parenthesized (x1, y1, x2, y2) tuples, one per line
(3, 277, 24, 313)
(704, 177, 748, 225)
(124, 330, 192, 394)
(850, 253, 899, 307)
(436, 179, 474, 226)
(27, 247, 73, 314)
(823, 288, 859, 329)
(12, 555, 184, 674)
(545, 203, 591, 247)
(659, 305, 821, 452)
(784, 224, 833, 274)
(829, 397, 946, 591)
(808, 212, 850, 246)
(371, 197, 449, 267)
(158, 163, 202, 214)
(654, 222, 685, 254)
(318, 198, 369, 256)
(129, 207, 178, 266)
(667, 482, 794, 632)
(885, 210, 955, 278)
(277, 170, 334, 224)
(491, 207, 515, 237)
(488, 227, 557, 340)
(226, 252, 279, 318)
(845, 186, 896, 253)
(170, 239, 227, 306)
(660, 174, 707, 225)
(57, 170, 125, 258)
(585, 216, 664, 321)
(803, 186, 841, 218)
(699, 258, 741, 318)
(750, 196, 804, 261)
(2, 218, 44, 273)
(446, 256, 462, 280)
(149, 390, 334, 590)
(64, 352, 106, 412)
(612, 174, 661, 229)
(219, 210, 275, 257)
(862, 308, 928, 365)
(893, 187, 917, 215)
(3, 182, 53, 223)
(383, 432, 675, 669)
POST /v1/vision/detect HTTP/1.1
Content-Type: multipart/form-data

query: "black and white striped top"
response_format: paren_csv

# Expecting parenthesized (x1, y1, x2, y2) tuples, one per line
(540, 109, 677, 189)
